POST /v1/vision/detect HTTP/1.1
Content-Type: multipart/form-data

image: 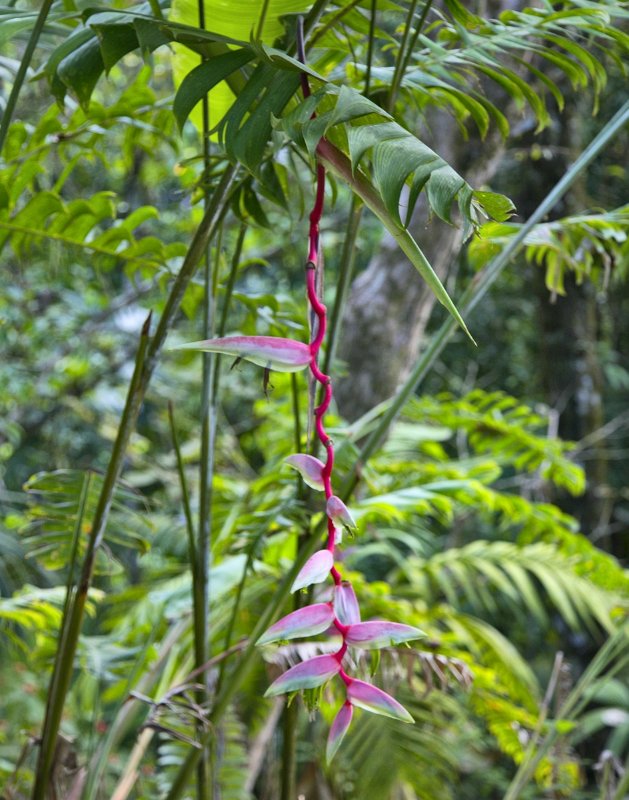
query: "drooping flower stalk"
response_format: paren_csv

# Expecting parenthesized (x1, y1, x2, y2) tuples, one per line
(176, 46, 424, 764)
(259, 53, 423, 762)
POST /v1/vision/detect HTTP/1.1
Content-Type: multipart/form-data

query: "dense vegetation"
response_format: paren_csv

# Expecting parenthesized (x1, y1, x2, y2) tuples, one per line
(1, 1, 628, 798)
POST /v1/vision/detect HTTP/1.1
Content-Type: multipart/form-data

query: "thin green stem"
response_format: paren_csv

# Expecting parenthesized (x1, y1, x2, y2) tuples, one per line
(280, 701, 298, 800)
(215, 535, 258, 698)
(147, 0, 164, 20)
(0, 0, 54, 156)
(399, 0, 434, 83)
(504, 626, 629, 800)
(387, 0, 420, 113)
(255, 0, 272, 41)
(212, 220, 247, 399)
(168, 402, 197, 569)
(321, 196, 363, 378)
(364, 0, 377, 96)
(31, 164, 237, 800)
(194, 5, 215, 793)
(291, 373, 303, 453)
(32, 472, 91, 800)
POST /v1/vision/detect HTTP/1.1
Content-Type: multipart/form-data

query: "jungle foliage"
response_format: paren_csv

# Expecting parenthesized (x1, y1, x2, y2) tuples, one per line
(1, 1, 628, 799)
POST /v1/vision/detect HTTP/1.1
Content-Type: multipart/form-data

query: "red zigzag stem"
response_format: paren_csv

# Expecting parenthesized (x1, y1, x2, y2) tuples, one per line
(305, 163, 352, 684)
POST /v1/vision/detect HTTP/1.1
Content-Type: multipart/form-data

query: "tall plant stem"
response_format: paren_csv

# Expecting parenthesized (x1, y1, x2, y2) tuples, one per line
(341, 97, 629, 492)
(168, 402, 197, 569)
(31, 164, 237, 800)
(32, 473, 91, 800)
(387, 0, 420, 113)
(321, 196, 363, 378)
(0, 0, 53, 156)
(504, 625, 629, 800)
(194, 3, 216, 791)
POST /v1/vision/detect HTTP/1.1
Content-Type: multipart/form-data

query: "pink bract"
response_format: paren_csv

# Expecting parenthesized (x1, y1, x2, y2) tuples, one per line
(326, 702, 353, 764)
(291, 549, 334, 593)
(171, 335, 311, 372)
(285, 453, 326, 491)
(256, 603, 334, 646)
(264, 655, 341, 697)
(347, 679, 414, 723)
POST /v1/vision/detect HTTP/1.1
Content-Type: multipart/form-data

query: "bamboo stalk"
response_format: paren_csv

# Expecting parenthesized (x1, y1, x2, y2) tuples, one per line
(31, 164, 238, 799)
(0, 0, 54, 155)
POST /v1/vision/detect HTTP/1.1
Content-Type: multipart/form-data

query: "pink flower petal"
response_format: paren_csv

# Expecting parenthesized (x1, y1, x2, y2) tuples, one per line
(333, 581, 361, 626)
(326, 495, 357, 531)
(291, 549, 333, 593)
(171, 335, 311, 372)
(345, 621, 424, 650)
(256, 603, 335, 646)
(264, 655, 341, 697)
(326, 702, 353, 764)
(347, 679, 414, 723)
(285, 454, 326, 491)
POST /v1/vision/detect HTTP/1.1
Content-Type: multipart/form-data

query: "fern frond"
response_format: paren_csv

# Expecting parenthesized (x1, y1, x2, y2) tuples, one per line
(403, 540, 622, 633)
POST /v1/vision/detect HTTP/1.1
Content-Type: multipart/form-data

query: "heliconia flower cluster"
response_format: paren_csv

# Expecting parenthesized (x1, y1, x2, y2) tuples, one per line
(174, 82, 423, 763)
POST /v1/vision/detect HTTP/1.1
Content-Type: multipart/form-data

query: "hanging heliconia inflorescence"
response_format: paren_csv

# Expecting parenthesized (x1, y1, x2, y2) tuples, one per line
(173, 44, 424, 763)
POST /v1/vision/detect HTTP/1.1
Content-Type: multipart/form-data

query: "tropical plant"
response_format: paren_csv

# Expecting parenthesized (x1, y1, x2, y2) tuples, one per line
(1, 1, 629, 799)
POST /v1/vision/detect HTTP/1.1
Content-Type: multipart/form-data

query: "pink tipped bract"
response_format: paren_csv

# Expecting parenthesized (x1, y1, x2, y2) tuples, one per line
(256, 603, 335, 646)
(326, 702, 353, 764)
(264, 655, 341, 697)
(345, 621, 425, 649)
(172, 335, 311, 372)
(285, 454, 326, 491)
(333, 581, 361, 625)
(326, 495, 357, 531)
(347, 679, 414, 723)
(291, 549, 334, 592)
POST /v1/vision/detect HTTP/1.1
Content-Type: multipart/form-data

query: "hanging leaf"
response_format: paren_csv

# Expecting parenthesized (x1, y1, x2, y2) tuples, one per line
(264, 654, 341, 696)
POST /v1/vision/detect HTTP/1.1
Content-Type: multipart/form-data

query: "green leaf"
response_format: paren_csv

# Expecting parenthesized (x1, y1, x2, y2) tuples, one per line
(173, 48, 255, 130)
